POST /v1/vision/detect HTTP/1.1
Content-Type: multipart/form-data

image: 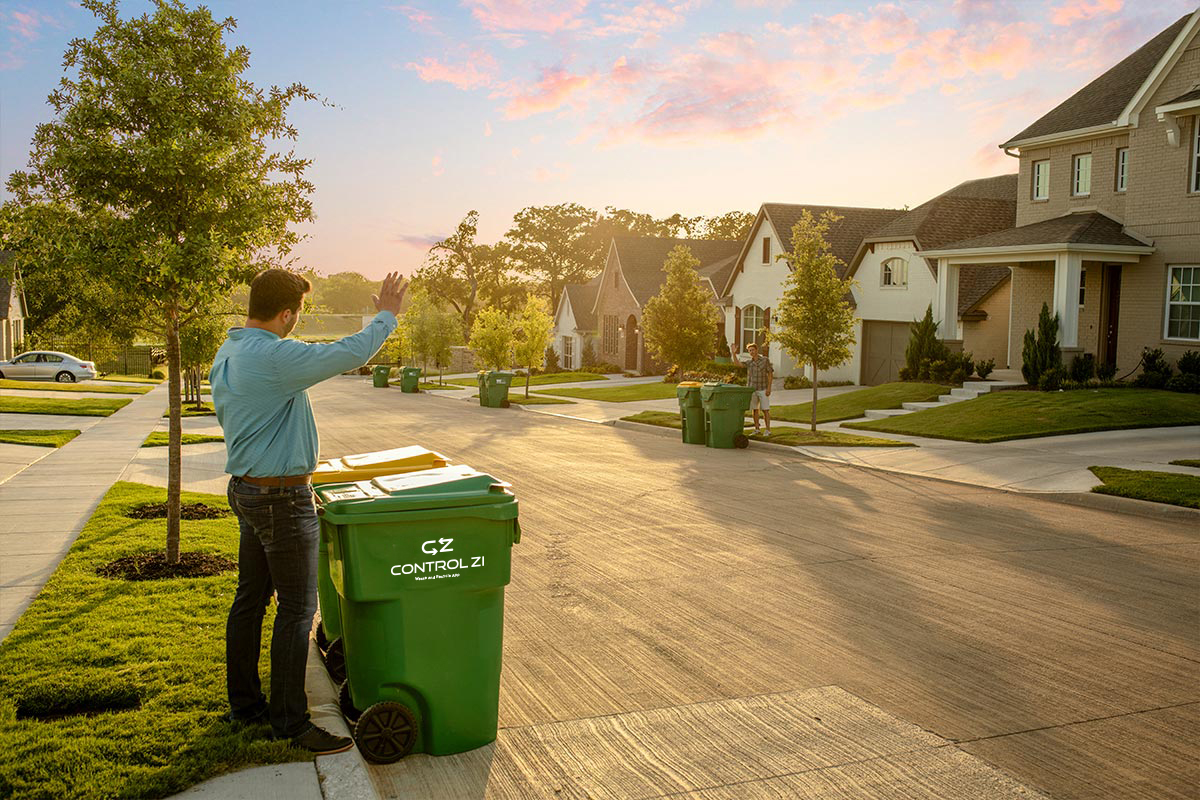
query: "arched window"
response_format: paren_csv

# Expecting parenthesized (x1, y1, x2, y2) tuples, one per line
(882, 258, 908, 287)
(741, 304, 766, 349)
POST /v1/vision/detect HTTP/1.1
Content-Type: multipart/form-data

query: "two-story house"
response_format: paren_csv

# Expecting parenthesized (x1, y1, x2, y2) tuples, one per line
(922, 11, 1200, 374)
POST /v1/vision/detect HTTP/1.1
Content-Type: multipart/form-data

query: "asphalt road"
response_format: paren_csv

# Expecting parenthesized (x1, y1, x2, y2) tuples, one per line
(312, 378, 1199, 799)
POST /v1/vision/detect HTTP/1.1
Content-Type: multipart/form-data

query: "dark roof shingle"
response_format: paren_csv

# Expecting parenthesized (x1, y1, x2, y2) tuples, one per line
(563, 277, 600, 331)
(1161, 87, 1200, 107)
(762, 204, 905, 277)
(1004, 14, 1191, 145)
(958, 266, 1011, 317)
(926, 211, 1149, 251)
(611, 237, 743, 305)
(866, 174, 1017, 250)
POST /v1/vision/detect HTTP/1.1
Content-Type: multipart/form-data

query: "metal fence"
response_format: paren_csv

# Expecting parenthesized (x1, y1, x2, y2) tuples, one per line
(22, 341, 163, 377)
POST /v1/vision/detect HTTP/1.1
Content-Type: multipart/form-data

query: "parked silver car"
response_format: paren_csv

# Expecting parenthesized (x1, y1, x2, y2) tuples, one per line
(0, 351, 98, 382)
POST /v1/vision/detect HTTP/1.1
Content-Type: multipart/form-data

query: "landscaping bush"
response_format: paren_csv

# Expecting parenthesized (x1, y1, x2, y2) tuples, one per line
(150, 368, 166, 380)
(1133, 347, 1172, 389)
(1021, 302, 1061, 386)
(544, 345, 560, 373)
(782, 376, 854, 389)
(1096, 360, 1118, 381)
(1178, 350, 1200, 377)
(579, 361, 624, 374)
(1069, 353, 1096, 383)
(705, 359, 746, 377)
(1166, 374, 1200, 393)
(1037, 366, 1064, 391)
(581, 340, 596, 368)
(950, 367, 966, 385)
(905, 306, 950, 380)
(898, 366, 912, 381)
(929, 359, 950, 383)
(975, 358, 995, 380)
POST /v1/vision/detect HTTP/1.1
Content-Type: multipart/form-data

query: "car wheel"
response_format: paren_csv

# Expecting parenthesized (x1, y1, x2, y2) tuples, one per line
(0, 370, 5, 379)
(56, 371, 76, 383)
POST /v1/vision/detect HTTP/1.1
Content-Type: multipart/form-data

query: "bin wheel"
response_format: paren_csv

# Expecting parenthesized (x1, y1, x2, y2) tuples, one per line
(354, 702, 417, 764)
(734, 434, 750, 449)
(338, 680, 361, 723)
(500, 400, 510, 408)
(315, 624, 330, 653)
(323, 637, 346, 683)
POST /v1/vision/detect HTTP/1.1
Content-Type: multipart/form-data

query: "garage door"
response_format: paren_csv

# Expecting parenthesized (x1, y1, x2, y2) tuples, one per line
(860, 321, 910, 385)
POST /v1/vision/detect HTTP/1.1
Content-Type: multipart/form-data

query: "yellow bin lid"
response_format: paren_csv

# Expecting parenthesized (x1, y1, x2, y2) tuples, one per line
(313, 445, 449, 484)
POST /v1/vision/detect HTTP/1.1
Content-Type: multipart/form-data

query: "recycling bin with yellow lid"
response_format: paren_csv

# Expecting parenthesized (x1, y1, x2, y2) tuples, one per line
(315, 464, 520, 763)
(675, 381, 705, 445)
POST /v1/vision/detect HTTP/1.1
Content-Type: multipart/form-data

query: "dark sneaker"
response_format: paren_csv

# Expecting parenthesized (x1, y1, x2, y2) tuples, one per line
(289, 724, 354, 755)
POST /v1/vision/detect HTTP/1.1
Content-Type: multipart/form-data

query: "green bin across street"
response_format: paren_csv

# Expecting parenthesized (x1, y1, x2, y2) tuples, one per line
(482, 370, 514, 408)
(675, 381, 705, 445)
(700, 383, 755, 449)
(399, 366, 422, 393)
(372, 364, 391, 388)
(476, 371, 488, 406)
(314, 465, 521, 763)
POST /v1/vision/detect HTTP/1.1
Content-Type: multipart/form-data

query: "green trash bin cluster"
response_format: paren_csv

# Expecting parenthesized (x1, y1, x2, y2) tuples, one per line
(478, 370, 514, 408)
(701, 383, 755, 449)
(315, 464, 521, 763)
(399, 366, 422, 393)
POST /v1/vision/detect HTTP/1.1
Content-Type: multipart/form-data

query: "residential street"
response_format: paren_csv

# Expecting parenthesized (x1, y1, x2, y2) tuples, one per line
(308, 378, 1199, 799)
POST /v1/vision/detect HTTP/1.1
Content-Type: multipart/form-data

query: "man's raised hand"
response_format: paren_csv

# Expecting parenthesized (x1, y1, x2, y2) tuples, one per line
(373, 271, 408, 316)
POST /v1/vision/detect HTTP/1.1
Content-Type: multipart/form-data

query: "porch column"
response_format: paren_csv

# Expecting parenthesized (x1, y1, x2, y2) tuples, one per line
(1052, 252, 1082, 349)
(934, 258, 960, 341)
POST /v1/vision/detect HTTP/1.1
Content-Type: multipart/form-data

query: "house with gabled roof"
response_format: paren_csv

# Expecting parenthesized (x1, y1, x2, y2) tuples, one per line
(844, 175, 1017, 384)
(588, 236, 742, 373)
(0, 252, 29, 362)
(720, 203, 904, 380)
(923, 10, 1200, 375)
(551, 276, 600, 370)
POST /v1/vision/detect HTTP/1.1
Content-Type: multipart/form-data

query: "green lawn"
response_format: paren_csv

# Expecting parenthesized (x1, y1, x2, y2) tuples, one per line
(768, 382, 947, 424)
(619, 412, 911, 447)
(1089, 466, 1200, 509)
(0, 379, 152, 395)
(0, 482, 307, 799)
(413, 381, 464, 390)
(0, 429, 81, 448)
(0, 396, 132, 417)
(536, 382, 678, 402)
(142, 432, 225, 447)
(448, 371, 607, 387)
(472, 392, 576, 405)
(621, 410, 683, 428)
(165, 402, 217, 418)
(99, 374, 164, 385)
(1170, 459, 1200, 468)
(846, 389, 1200, 443)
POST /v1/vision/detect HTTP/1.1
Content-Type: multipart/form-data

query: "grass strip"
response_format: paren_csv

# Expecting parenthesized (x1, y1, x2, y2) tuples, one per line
(1170, 459, 1200, 468)
(622, 411, 681, 429)
(536, 382, 678, 402)
(0, 429, 81, 447)
(447, 371, 607, 387)
(0, 379, 152, 395)
(1089, 466, 1200, 509)
(748, 427, 914, 447)
(99, 374, 164, 384)
(768, 382, 947, 424)
(142, 432, 225, 447)
(846, 389, 1200, 443)
(0, 396, 131, 417)
(472, 392, 575, 405)
(165, 402, 217, 418)
(0, 482, 308, 799)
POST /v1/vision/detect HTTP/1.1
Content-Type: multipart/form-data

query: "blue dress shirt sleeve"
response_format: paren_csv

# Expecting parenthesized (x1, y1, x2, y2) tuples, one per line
(270, 311, 397, 395)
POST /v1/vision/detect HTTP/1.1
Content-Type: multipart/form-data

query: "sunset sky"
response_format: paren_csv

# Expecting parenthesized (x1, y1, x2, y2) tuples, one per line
(1, 0, 1194, 280)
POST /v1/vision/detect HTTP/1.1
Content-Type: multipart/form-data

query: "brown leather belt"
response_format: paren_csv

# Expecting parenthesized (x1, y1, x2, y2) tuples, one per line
(240, 474, 313, 488)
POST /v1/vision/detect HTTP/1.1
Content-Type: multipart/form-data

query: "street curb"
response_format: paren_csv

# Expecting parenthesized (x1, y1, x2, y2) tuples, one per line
(1032, 490, 1200, 521)
(305, 637, 381, 800)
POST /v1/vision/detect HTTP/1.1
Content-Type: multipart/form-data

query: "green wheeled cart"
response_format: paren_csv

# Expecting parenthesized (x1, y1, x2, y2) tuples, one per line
(481, 371, 514, 408)
(399, 366, 422, 393)
(476, 371, 488, 406)
(315, 465, 521, 763)
(700, 383, 755, 449)
(676, 381, 705, 445)
(372, 365, 391, 388)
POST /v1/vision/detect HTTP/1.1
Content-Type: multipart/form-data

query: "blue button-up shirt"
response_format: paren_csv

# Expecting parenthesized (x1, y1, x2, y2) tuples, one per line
(210, 312, 397, 478)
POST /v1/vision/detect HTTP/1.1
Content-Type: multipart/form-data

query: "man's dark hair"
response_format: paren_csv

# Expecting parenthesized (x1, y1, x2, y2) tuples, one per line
(248, 269, 312, 321)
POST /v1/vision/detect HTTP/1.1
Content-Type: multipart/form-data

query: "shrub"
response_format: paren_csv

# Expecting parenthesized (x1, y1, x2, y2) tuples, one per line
(929, 359, 950, 383)
(1132, 347, 1172, 389)
(1178, 350, 1200, 377)
(705, 359, 746, 377)
(1069, 353, 1096, 383)
(1021, 302, 1061, 386)
(1037, 367, 1064, 391)
(544, 345, 560, 373)
(905, 306, 950, 377)
(581, 340, 596, 368)
(1096, 360, 1117, 381)
(150, 368, 166, 379)
(975, 358, 995, 380)
(1166, 373, 1200, 393)
(579, 361, 623, 374)
(898, 366, 913, 381)
(782, 376, 853, 389)
(949, 367, 966, 385)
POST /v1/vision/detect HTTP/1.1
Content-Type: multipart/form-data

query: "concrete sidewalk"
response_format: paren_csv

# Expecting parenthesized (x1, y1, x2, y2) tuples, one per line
(0, 384, 168, 642)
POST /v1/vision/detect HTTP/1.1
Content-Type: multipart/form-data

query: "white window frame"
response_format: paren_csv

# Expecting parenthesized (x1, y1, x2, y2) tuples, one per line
(1072, 153, 1092, 197)
(1165, 265, 1200, 341)
(1032, 160, 1049, 200)
(1115, 147, 1127, 193)
(1192, 118, 1200, 193)
(1079, 268, 1086, 307)
(741, 304, 765, 348)
(881, 258, 908, 288)
(562, 336, 573, 370)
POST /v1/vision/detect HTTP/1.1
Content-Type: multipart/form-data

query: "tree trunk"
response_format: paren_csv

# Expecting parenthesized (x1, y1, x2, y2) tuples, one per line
(810, 368, 818, 434)
(165, 317, 183, 564)
(525, 369, 531, 399)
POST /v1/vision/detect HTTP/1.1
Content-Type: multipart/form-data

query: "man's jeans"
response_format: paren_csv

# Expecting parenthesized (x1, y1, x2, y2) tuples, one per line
(226, 477, 319, 739)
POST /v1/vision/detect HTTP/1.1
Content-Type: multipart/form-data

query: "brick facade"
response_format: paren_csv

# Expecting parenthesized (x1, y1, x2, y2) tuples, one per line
(593, 252, 645, 372)
(962, 276, 1012, 368)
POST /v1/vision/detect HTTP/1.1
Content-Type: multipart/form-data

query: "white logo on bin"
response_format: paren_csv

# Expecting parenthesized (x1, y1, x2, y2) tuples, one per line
(421, 537, 454, 555)
(391, 538, 485, 581)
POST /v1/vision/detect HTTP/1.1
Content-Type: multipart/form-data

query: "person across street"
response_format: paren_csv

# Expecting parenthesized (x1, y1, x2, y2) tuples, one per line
(732, 342, 773, 435)
(211, 268, 406, 754)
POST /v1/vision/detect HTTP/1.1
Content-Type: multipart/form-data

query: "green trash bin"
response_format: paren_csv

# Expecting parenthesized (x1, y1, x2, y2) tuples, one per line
(400, 366, 422, 393)
(476, 371, 488, 406)
(700, 383, 755, 449)
(372, 365, 391, 388)
(315, 465, 521, 763)
(482, 371, 514, 408)
(676, 381, 705, 445)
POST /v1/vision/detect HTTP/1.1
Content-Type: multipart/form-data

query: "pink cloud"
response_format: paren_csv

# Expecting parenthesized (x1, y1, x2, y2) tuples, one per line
(393, 232, 446, 249)
(465, 0, 589, 34)
(431, 154, 444, 176)
(532, 162, 573, 181)
(814, 4, 920, 54)
(7, 9, 56, 41)
(387, 4, 438, 33)
(592, 1, 698, 39)
(498, 66, 595, 118)
(406, 50, 498, 90)
(1050, 0, 1122, 26)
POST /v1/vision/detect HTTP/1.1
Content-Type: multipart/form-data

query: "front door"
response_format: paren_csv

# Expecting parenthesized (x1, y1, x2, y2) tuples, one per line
(1102, 265, 1122, 366)
(625, 315, 638, 372)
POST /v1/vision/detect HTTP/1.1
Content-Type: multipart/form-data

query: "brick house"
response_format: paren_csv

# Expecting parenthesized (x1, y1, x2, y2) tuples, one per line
(0, 252, 28, 362)
(589, 236, 741, 373)
(720, 203, 903, 380)
(922, 11, 1200, 375)
(843, 175, 1018, 383)
(550, 277, 599, 370)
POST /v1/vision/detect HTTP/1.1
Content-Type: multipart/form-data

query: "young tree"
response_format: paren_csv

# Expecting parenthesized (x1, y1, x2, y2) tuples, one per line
(178, 307, 229, 408)
(6, 0, 317, 565)
(402, 288, 459, 383)
(772, 212, 857, 432)
(468, 306, 516, 372)
(512, 296, 553, 397)
(427, 307, 460, 385)
(641, 245, 720, 371)
(505, 203, 599, 311)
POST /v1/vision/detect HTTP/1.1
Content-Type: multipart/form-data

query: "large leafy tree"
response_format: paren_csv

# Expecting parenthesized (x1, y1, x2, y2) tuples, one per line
(701, 211, 756, 241)
(6, 0, 317, 564)
(505, 203, 599, 311)
(771, 212, 857, 432)
(641, 245, 720, 370)
(468, 306, 516, 371)
(412, 210, 493, 337)
(314, 271, 378, 314)
(512, 296, 553, 398)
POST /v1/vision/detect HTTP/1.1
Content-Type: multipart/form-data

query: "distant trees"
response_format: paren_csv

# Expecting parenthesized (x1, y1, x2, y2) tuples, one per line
(641, 246, 720, 370)
(402, 289, 460, 383)
(468, 306, 517, 371)
(513, 297, 553, 397)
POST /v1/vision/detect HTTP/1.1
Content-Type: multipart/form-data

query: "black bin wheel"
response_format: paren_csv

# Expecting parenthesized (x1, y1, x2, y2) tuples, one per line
(338, 680, 361, 723)
(734, 434, 750, 449)
(323, 637, 346, 683)
(500, 400, 510, 408)
(354, 701, 417, 764)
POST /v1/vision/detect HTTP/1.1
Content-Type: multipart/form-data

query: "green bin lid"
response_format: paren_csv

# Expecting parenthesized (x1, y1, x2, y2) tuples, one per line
(700, 382, 753, 396)
(315, 464, 514, 516)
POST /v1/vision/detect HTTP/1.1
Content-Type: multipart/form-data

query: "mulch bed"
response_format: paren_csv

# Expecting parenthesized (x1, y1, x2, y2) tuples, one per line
(126, 502, 230, 520)
(96, 551, 238, 581)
